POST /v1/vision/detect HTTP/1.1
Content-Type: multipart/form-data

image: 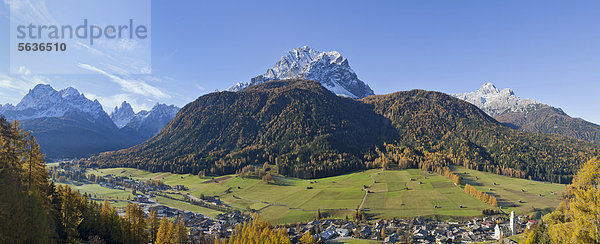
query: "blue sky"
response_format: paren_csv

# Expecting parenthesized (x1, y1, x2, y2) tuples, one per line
(1, 0, 599, 124)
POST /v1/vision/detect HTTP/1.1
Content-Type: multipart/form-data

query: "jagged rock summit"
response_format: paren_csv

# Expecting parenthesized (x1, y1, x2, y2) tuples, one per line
(454, 82, 542, 116)
(111, 101, 180, 140)
(0, 84, 107, 121)
(228, 46, 374, 98)
(110, 101, 136, 128)
(455, 82, 600, 145)
(121, 103, 180, 138)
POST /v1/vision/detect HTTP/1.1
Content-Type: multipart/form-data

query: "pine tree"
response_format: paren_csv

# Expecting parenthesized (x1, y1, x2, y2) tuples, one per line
(149, 210, 160, 243)
(0, 118, 52, 243)
(300, 231, 315, 244)
(173, 217, 188, 244)
(224, 216, 290, 244)
(490, 196, 498, 207)
(59, 185, 83, 243)
(125, 203, 147, 244)
(156, 216, 174, 244)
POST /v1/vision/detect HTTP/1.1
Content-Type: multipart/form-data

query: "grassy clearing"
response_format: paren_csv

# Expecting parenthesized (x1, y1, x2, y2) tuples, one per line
(46, 162, 61, 168)
(364, 169, 491, 219)
(83, 167, 566, 224)
(60, 169, 224, 217)
(155, 196, 222, 217)
(63, 183, 133, 200)
(59, 183, 132, 208)
(87, 168, 207, 187)
(452, 166, 566, 215)
(59, 181, 223, 217)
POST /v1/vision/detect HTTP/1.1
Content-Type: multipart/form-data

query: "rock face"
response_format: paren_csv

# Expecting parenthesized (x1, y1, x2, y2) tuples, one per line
(110, 101, 136, 128)
(0, 85, 181, 159)
(0, 84, 108, 121)
(455, 83, 600, 145)
(228, 46, 374, 98)
(120, 103, 180, 139)
(454, 83, 543, 117)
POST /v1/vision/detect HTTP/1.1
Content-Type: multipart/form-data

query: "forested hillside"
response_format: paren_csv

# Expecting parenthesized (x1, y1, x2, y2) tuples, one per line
(0, 117, 171, 243)
(362, 90, 599, 183)
(87, 80, 599, 183)
(495, 106, 600, 145)
(88, 80, 397, 178)
(20, 111, 145, 159)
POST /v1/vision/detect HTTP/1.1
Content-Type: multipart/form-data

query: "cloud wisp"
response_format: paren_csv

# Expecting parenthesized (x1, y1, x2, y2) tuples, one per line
(78, 63, 169, 99)
(0, 66, 47, 91)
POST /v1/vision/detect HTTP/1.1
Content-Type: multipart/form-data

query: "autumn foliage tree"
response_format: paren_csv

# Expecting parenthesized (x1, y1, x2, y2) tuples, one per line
(442, 167, 462, 185)
(221, 215, 290, 244)
(0, 117, 182, 243)
(464, 184, 498, 207)
(300, 230, 316, 244)
(528, 157, 600, 244)
(156, 216, 174, 244)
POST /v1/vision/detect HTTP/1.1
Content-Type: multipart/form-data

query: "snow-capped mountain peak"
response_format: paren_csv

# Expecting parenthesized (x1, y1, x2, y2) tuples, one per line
(110, 101, 136, 128)
(228, 46, 374, 99)
(477, 82, 500, 95)
(119, 102, 180, 138)
(60, 87, 81, 98)
(2, 84, 107, 121)
(454, 83, 542, 117)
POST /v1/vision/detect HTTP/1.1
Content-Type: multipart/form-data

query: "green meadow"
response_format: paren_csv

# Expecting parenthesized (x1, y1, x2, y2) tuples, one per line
(452, 166, 566, 214)
(60, 183, 133, 208)
(81, 167, 566, 224)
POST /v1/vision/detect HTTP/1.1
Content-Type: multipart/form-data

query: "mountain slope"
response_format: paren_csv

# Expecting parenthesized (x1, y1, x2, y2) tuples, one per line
(121, 103, 180, 139)
(228, 46, 374, 98)
(19, 111, 140, 159)
(362, 90, 599, 183)
(456, 83, 600, 145)
(0, 85, 144, 159)
(88, 80, 598, 182)
(89, 79, 395, 178)
(495, 107, 600, 145)
(111, 102, 180, 141)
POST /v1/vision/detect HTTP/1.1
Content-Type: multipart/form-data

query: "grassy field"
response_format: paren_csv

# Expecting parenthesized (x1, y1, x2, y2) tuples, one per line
(46, 162, 61, 168)
(154, 196, 222, 217)
(59, 183, 133, 208)
(452, 166, 566, 214)
(58, 170, 224, 217)
(83, 167, 567, 224)
(88, 168, 205, 187)
(364, 169, 491, 219)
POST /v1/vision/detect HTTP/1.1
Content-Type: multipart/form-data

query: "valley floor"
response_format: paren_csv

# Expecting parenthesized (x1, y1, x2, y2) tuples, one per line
(78, 167, 565, 225)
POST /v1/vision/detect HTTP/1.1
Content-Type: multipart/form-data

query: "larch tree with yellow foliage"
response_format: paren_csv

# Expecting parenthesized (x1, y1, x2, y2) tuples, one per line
(156, 216, 174, 244)
(300, 230, 316, 244)
(526, 158, 600, 244)
(224, 215, 290, 244)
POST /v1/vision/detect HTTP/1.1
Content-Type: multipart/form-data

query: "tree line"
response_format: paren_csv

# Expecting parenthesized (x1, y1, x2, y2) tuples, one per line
(442, 167, 462, 185)
(0, 117, 194, 243)
(464, 184, 498, 207)
(85, 83, 599, 184)
(524, 157, 600, 244)
(214, 215, 291, 244)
